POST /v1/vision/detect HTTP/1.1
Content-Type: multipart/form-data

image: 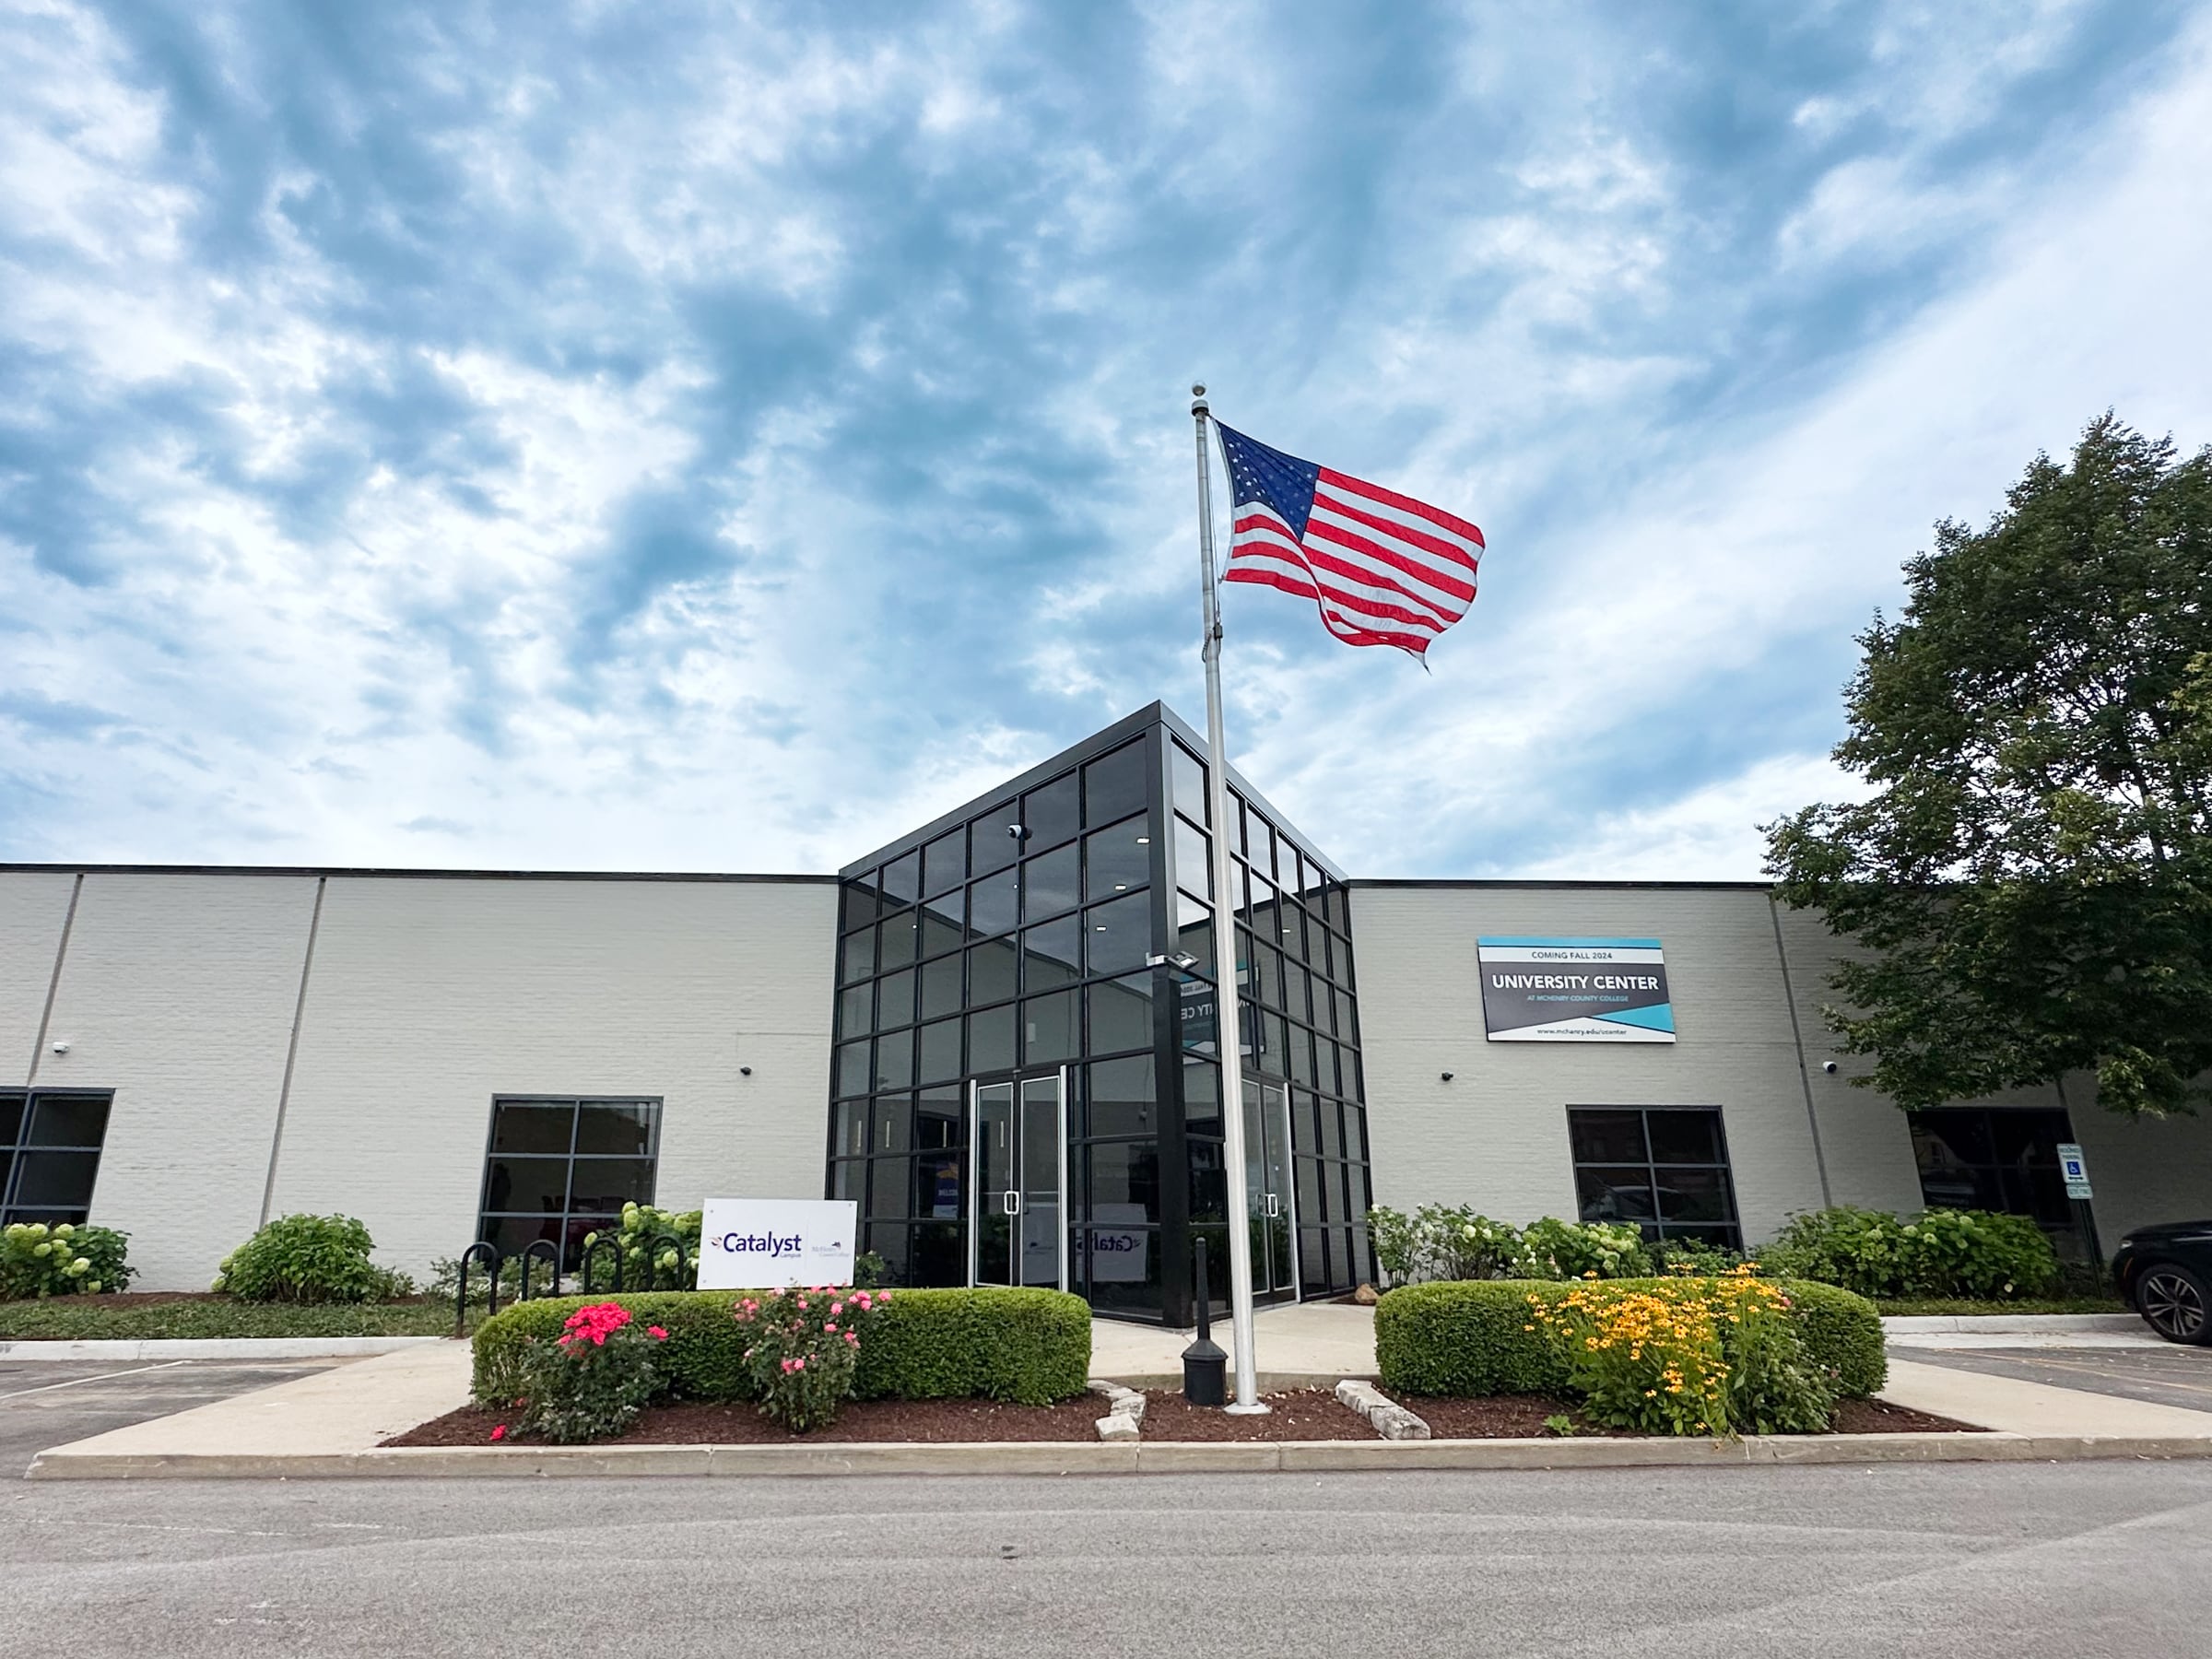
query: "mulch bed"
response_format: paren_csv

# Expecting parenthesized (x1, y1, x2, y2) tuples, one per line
(1400, 1393, 1983, 1438)
(383, 1389, 1981, 1450)
(384, 1394, 1104, 1447)
(1138, 1389, 1378, 1441)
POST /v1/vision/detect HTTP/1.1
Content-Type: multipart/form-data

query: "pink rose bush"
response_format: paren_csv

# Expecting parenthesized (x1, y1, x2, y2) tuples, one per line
(509, 1300, 670, 1443)
(735, 1286, 888, 1431)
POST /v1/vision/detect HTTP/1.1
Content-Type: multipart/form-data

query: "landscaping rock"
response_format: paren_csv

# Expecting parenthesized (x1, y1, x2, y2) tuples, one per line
(1353, 1283, 1380, 1306)
(1334, 1378, 1431, 1441)
(1088, 1380, 1147, 1424)
(1095, 1413, 1140, 1442)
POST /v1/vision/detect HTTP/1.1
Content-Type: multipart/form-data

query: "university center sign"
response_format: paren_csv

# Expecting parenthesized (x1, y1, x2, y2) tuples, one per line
(1477, 937, 1676, 1042)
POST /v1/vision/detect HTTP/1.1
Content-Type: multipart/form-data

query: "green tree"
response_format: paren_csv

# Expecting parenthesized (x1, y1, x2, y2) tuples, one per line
(1765, 414, 2212, 1118)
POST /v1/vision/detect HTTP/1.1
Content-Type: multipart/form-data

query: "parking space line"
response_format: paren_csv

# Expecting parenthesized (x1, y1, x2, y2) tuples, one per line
(0, 1360, 192, 1401)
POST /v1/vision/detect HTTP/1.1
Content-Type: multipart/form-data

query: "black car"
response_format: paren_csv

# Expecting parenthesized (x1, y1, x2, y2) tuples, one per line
(2112, 1221, 2212, 1345)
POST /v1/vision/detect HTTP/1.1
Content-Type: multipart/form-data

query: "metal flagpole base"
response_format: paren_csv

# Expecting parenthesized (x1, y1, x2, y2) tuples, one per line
(1223, 1401, 1273, 1416)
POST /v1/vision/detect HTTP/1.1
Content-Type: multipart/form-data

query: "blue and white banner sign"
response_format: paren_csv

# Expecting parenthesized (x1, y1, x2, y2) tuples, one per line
(1477, 937, 1676, 1042)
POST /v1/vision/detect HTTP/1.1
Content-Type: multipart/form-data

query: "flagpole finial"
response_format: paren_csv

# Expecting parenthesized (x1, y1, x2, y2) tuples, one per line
(1190, 383, 1208, 417)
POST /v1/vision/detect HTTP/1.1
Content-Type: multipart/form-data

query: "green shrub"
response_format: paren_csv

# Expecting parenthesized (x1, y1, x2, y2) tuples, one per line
(473, 1286, 1090, 1409)
(1512, 1218, 1653, 1280)
(1649, 1235, 1747, 1277)
(1, 1221, 134, 1299)
(577, 1203, 704, 1292)
(506, 1301, 670, 1443)
(1376, 1276, 1885, 1404)
(214, 1214, 387, 1304)
(1764, 1206, 2059, 1300)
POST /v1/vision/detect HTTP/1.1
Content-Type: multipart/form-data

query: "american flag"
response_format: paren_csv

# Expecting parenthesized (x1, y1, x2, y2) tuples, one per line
(1216, 423, 1482, 661)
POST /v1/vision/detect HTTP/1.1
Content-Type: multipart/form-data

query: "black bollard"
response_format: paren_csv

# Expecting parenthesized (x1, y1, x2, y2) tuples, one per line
(1182, 1237, 1228, 1406)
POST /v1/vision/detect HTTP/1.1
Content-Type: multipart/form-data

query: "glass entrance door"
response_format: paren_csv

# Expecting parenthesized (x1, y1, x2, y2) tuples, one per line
(1242, 1077, 1298, 1301)
(971, 1073, 1067, 1290)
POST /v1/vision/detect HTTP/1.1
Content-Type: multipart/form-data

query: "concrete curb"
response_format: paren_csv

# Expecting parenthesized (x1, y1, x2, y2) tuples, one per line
(1879, 1314, 2141, 1335)
(28, 1430, 2212, 1480)
(0, 1336, 451, 1362)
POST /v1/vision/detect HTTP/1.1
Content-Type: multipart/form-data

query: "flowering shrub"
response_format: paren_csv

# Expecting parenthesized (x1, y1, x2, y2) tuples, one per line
(581, 1203, 705, 1290)
(1526, 1270, 1836, 1437)
(1512, 1218, 1653, 1281)
(1763, 1206, 2058, 1300)
(735, 1286, 889, 1432)
(1, 1221, 133, 1299)
(1369, 1206, 1523, 1286)
(508, 1301, 669, 1442)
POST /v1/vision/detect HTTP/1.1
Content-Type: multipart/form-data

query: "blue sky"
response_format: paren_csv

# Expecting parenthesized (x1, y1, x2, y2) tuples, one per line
(4, 0, 2209, 879)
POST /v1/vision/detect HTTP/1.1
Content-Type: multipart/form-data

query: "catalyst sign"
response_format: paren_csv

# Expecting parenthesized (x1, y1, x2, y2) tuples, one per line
(697, 1197, 858, 1289)
(1478, 937, 1676, 1042)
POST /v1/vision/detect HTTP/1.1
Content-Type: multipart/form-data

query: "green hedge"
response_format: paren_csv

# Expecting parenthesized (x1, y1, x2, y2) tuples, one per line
(1375, 1277, 1886, 1400)
(472, 1287, 1092, 1409)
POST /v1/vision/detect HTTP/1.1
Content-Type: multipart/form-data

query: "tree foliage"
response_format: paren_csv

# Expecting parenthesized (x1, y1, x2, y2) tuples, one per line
(1766, 414, 2212, 1117)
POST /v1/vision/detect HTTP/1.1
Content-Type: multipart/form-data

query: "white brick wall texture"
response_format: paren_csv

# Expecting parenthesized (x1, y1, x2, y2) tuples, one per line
(31, 873, 319, 1288)
(271, 875, 838, 1281)
(1, 871, 78, 1081)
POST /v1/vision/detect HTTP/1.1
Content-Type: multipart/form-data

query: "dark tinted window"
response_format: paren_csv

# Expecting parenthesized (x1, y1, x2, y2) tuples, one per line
(1022, 841, 1079, 920)
(1022, 773, 1080, 851)
(1170, 741, 1208, 826)
(1084, 740, 1147, 826)
(882, 851, 921, 904)
(1086, 816, 1149, 901)
(1566, 1107, 1738, 1250)
(477, 1097, 661, 1272)
(922, 829, 965, 897)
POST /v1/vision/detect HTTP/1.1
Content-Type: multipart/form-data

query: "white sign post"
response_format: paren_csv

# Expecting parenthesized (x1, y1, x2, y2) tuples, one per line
(696, 1198, 858, 1289)
(2056, 1143, 2093, 1200)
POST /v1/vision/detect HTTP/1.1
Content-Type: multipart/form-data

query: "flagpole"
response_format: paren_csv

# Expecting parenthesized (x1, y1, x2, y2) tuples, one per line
(1190, 383, 1266, 1414)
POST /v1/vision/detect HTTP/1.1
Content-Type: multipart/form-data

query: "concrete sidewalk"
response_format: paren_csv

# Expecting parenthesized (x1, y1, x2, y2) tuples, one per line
(1090, 1300, 1379, 1386)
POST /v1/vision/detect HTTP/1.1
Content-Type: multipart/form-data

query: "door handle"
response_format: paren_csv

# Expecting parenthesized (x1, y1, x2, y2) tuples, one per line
(1265, 1194, 1281, 1218)
(1004, 1192, 1020, 1216)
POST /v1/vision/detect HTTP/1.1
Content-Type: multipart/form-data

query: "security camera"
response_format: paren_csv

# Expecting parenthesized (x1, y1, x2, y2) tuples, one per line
(1821, 1061, 1839, 1074)
(739, 1065, 753, 1077)
(1007, 823, 1030, 841)
(1440, 1071, 1454, 1082)
(50, 1040, 70, 1055)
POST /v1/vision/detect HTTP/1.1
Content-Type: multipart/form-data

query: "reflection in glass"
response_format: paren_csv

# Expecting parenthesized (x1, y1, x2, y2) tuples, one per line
(1021, 916, 1081, 990)
(969, 935, 1019, 1004)
(879, 910, 920, 970)
(968, 1005, 1017, 1075)
(917, 1018, 962, 1085)
(491, 1100, 574, 1155)
(1170, 741, 1208, 825)
(838, 982, 872, 1038)
(1173, 815, 1212, 899)
(882, 852, 921, 903)
(922, 829, 965, 897)
(1088, 1054, 1157, 1136)
(1085, 816, 1149, 901)
(919, 955, 962, 1021)
(1022, 841, 1079, 921)
(1088, 973, 1155, 1053)
(873, 1030, 913, 1091)
(969, 867, 1018, 936)
(1085, 890, 1150, 977)
(1022, 989, 1079, 1064)
(1022, 773, 1080, 850)
(1084, 740, 1147, 826)
(877, 968, 916, 1030)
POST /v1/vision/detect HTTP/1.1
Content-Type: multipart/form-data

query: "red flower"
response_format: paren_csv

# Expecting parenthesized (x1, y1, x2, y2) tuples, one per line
(489, 1425, 508, 1442)
(648, 1325, 668, 1340)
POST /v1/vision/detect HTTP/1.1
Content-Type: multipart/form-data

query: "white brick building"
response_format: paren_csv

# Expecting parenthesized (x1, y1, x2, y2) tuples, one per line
(5, 705, 2205, 1315)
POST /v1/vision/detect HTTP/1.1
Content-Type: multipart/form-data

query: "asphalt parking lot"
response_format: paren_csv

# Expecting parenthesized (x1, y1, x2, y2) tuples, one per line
(0, 1358, 341, 1477)
(1891, 1341, 2212, 1414)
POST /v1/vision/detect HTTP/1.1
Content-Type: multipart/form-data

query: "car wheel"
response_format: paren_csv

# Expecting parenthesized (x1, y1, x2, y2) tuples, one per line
(2136, 1264, 2212, 1346)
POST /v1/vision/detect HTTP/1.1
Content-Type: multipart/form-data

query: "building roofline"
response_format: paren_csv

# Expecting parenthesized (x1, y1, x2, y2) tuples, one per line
(837, 700, 1349, 884)
(1347, 877, 1777, 892)
(0, 863, 836, 885)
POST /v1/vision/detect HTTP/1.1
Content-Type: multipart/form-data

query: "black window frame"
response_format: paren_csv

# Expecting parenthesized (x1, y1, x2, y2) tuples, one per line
(1566, 1105, 1742, 1250)
(476, 1095, 663, 1267)
(0, 1088, 115, 1227)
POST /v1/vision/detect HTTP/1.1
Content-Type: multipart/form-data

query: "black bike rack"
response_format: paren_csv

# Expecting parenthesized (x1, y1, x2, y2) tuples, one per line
(453, 1240, 503, 1336)
(518, 1239, 559, 1304)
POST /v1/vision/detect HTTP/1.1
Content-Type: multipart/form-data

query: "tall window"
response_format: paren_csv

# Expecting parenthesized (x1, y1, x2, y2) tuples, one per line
(477, 1097, 660, 1268)
(1908, 1107, 2091, 1261)
(1567, 1107, 1741, 1250)
(0, 1090, 114, 1228)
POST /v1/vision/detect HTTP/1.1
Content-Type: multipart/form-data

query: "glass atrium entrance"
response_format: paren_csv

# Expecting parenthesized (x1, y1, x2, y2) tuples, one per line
(829, 702, 1373, 1325)
(971, 1073, 1067, 1289)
